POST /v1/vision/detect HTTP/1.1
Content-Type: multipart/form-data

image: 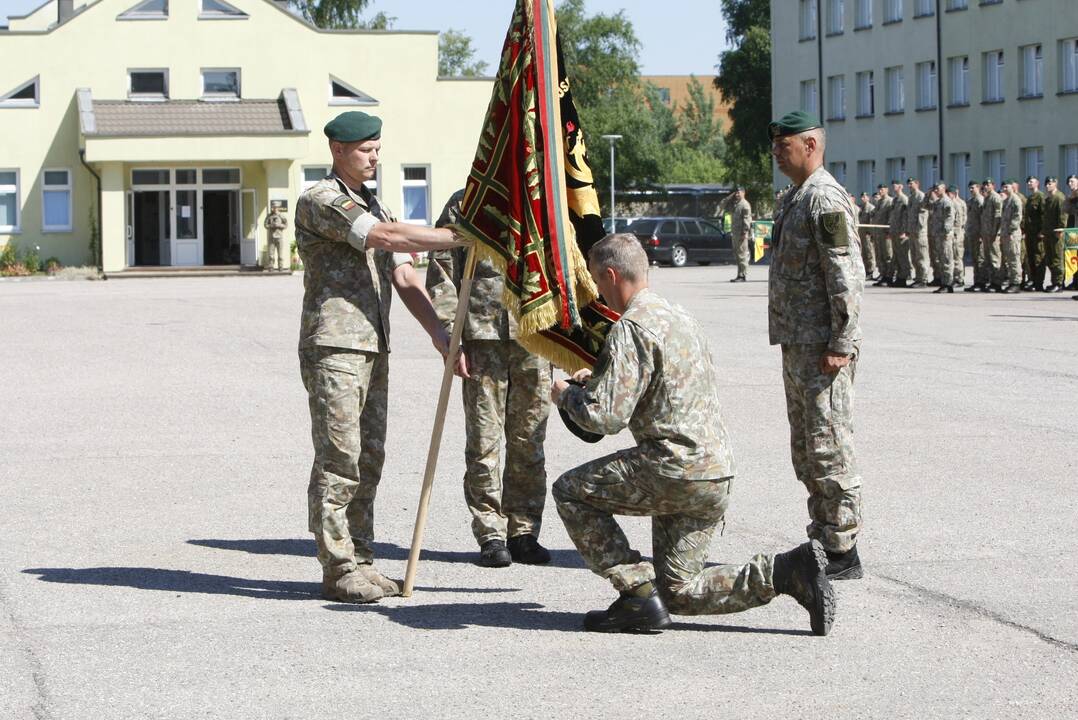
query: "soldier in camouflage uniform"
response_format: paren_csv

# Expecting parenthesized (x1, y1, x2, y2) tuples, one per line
(964, 182, 986, 291)
(889, 180, 911, 287)
(906, 178, 930, 287)
(768, 111, 865, 580)
(426, 190, 553, 568)
(928, 183, 956, 293)
(998, 180, 1024, 293)
(719, 186, 753, 281)
(872, 184, 895, 286)
(981, 178, 1005, 291)
(551, 231, 835, 635)
(858, 191, 878, 279)
(1023, 176, 1045, 291)
(946, 186, 967, 288)
(296, 111, 469, 604)
(1042, 176, 1068, 292)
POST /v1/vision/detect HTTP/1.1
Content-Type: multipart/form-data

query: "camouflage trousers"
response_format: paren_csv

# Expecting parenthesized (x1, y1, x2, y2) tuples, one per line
(893, 234, 912, 281)
(874, 233, 894, 279)
(1044, 230, 1066, 286)
(1026, 233, 1048, 286)
(930, 233, 954, 288)
(300, 347, 388, 577)
(971, 230, 988, 285)
(553, 449, 775, 615)
(911, 230, 931, 282)
(928, 230, 941, 280)
(952, 230, 965, 285)
(734, 231, 750, 276)
(1001, 231, 1022, 286)
(981, 234, 1002, 285)
(781, 343, 862, 554)
(860, 230, 877, 277)
(461, 339, 551, 545)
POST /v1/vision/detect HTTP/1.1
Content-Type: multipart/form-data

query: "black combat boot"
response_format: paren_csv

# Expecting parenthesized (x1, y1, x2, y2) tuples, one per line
(507, 534, 551, 565)
(478, 539, 512, 568)
(772, 540, 836, 636)
(824, 545, 864, 580)
(909, 280, 927, 288)
(1004, 285, 1021, 294)
(583, 584, 672, 633)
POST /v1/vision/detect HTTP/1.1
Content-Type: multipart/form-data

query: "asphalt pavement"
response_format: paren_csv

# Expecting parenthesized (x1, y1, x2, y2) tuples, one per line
(1, 266, 1076, 719)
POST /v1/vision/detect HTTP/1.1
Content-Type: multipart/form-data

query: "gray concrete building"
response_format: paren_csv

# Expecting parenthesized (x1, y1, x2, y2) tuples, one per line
(771, 0, 1078, 195)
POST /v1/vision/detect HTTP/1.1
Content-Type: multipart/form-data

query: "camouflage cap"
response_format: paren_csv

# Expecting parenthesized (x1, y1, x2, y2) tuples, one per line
(767, 110, 822, 139)
(324, 111, 382, 143)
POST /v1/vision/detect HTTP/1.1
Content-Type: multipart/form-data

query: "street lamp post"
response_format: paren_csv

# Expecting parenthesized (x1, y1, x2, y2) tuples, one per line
(601, 134, 622, 231)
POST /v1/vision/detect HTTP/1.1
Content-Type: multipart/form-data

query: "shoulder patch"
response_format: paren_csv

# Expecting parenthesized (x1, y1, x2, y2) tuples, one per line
(819, 212, 848, 247)
(332, 195, 358, 212)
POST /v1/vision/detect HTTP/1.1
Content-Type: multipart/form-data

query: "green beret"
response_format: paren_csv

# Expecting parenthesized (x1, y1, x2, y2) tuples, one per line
(324, 111, 382, 143)
(768, 110, 822, 139)
(1045, 176, 1058, 183)
(906, 177, 917, 184)
(1003, 178, 1017, 186)
(947, 185, 958, 193)
(983, 177, 995, 184)
(876, 183, 886, 190)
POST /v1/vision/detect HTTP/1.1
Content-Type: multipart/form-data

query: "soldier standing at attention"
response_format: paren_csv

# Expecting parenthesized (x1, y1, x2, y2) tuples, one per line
(1023, 176, 1045, 291)
(947, 186, 967, 288)
(964, 182, 986, 291)
(906, 178, 930, 288)
(858, 191, 878, 279)
(998, 180, 1024, 294)
(981, 178, 1005, 292)
(550, 232, 835, 635)
(1042, 176, 1068, 293)
(889, 179, 911, 287)
(928, 182, 955, 294)
(296, 111, 470, 604)
(872, 184, 894, 287)
(426, 191, 553, 568)
(720, 186, 753, 282)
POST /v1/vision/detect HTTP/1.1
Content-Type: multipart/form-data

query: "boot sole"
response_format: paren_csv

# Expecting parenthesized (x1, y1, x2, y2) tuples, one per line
(827, 564, 864, 581)
(808, 541, 836, 637)
(584, 610, 672, 633)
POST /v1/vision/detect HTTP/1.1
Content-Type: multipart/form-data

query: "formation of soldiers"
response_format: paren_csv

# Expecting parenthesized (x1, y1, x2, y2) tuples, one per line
(852, 175, 1078, 295)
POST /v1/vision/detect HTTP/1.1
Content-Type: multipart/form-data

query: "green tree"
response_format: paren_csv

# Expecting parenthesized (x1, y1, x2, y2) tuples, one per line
(290, 0, 394, 30)
(439, 29, 490, 77)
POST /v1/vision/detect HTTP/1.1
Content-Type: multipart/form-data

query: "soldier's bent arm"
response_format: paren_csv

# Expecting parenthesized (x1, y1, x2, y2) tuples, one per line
(557, 321, 653, 436)
(392, 262, 451, 350)
(811, 201, 862, 356)
(424, 247, 465, 332)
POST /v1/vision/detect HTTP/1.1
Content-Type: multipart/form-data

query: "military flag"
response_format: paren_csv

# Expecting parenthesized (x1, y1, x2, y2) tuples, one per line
(1064, 228, 1078, 286)
(451, 0, 617, 372)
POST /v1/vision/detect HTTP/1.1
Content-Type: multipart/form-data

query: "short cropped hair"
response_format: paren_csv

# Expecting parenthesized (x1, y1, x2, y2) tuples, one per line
(588, 233, 649, 282)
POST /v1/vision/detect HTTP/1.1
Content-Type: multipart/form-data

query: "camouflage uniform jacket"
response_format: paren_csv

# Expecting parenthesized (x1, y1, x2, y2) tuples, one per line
(557, 288, 735, 480)
(983, 191, 1004, 239)
(1042, 190, 1068, 236)
(873, 195, 893, 233)
(859, 201, 875, 225)
(966, 194, 984, 239)
(426, 190, 516, 341)
(295, 172, 410, 352)
(1023, 191, 1045, 238)
(1063, 192, 1078, 227)
(722, 196, 753, 240)
(1001, 194, 1023, 238)
(927, 196, 954, 238)
(951, 197, 967, 238)
(889, 192, 909, 237)
(906, 189, 928, 236)
(768, 166, 864, 355)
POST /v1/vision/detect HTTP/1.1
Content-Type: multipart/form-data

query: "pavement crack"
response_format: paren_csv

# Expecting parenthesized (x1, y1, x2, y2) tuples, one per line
(0, 578, 53, 719)
(876, 572, 1078, 653)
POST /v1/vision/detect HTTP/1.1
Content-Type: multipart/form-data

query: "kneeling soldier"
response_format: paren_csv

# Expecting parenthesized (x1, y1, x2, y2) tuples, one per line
(551, 234, 835, 635)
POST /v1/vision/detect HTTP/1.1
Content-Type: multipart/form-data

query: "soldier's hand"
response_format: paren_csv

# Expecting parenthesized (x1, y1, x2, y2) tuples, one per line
(819, 351, 852, 374)
(551, 378, 570, 405)
(571, 368, 593, 383)
(454, 348, 470, 379)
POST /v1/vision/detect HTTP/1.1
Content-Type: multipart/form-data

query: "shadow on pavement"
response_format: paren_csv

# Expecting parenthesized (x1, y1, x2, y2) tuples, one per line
(990, 314, 1078, 321)
(187, 538, 587, 568)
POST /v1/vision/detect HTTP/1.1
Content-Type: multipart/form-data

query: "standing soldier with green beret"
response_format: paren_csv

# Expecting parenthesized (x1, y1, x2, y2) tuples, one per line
(927, 182, 955, 293)
(889, 180, 911, 287)
(981, 178, 1005, 292)
(858, 191, 878, 279)
(768, 111, 865, 580)
(872, 184, 894, 286)
(998, 180, 1024, 293)
(906, 178, 930, 288)
(719, 186, 753, 282)
(964, 182, 985, 291)
(1023, 176, 1045, 291)
(947, 186, 967, 288)
(425, 190, 554, 569)
(296, 110, 470, 604)
(1041, 176, 1068, 292)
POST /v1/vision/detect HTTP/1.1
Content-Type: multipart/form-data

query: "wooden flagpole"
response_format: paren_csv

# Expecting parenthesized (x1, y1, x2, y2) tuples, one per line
(402, 243, 478, 597)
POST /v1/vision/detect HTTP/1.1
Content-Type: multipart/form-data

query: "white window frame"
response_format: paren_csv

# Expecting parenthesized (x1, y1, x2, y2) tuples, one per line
(917, 155, 939, 187)
(301, 166, 331, 192)
(983, 51, 1004, 102)
(828, 74, 846, 120)
(826, 0, 844, 34)
(799, 0, 818, 40)
(1021, 147, 1044, 183)
(0, 76, 40, 109)
(946, 0, 968, 9)
(41, 168, 73, 233)
(0, 168, 20, 233)
(829, 161, 848, 186)
(1063, 145, 1078, 178)
(856, 70, 875, 116)
(857, 160, 876, 194)
(328, 75, 379, 107)
(886, 157, 907, 183)
(885, 66, 905, 113)
(985, 150, 1006, 183)
(117, 0, 168, 20)
(884, 0, 903, 23)
(916, 61, 937, 110)
(800, 79, 819, 116)
(949, 56, 970, 105)
(198, 0, 248, 19)
(855, 0, 872, 28)
(950, 153, 971, 196)
(1020, 44, 1043, 98)
(128, 68, 169, 101)
(914, 0, 934, 18)
(1061, 38, 1078, 93)
(201, 68, 241, 101)
(400, 165, 431, 226)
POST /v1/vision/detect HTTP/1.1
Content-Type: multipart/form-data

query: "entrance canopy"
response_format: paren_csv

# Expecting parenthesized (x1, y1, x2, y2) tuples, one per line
(77, 88, 310, 163)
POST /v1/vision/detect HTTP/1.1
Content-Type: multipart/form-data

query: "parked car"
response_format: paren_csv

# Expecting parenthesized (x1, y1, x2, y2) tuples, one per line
(602, 217, 636, 234)
(626, 217, 733, 267)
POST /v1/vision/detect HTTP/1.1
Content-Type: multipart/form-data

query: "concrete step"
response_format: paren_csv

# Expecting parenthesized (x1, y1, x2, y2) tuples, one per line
(107, 266, 294, 279)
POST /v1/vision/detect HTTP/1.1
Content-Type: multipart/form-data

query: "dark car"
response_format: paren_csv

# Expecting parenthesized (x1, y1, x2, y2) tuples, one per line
(626, 217, 733, 267)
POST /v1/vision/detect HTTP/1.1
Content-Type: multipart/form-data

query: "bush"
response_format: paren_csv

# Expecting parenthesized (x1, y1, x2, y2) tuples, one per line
(0, 241, 17, 270)
(24, 245, 41, 274)
(45, 257, 63, 274)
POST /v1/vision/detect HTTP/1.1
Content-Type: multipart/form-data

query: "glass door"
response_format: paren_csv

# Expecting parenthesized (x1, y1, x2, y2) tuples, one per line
(171, 176, 202, 266)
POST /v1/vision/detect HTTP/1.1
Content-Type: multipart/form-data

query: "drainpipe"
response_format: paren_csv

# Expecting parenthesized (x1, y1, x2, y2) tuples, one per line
(936, 5, 945, 181)
(817, 0, 824, 122)
(78, 149, 104, 276)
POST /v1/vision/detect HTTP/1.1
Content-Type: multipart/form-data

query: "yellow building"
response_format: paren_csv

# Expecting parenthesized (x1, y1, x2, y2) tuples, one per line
(0, 0, 492, 271)
(642, 75, 732, 127)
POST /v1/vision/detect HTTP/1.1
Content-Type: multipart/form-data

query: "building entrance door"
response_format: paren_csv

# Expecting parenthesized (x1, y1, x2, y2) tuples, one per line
(172, 187, 202, 266)
(203, 190, 240, 265)
(132, 190, 170, 266)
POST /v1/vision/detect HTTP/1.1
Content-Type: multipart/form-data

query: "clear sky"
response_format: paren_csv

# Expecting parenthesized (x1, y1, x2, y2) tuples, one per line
(0, 0, 729, 76)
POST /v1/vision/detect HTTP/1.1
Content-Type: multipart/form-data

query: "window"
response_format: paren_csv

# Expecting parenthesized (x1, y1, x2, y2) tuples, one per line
(826, 0, 844, 34)
(118, 0, 167, 19)
(884, 0, 903, 23)
(302, 166, 329, 192)
(856, 71, 875, 116)
(1021, 148, 1044, 182)
(946, 0, 968, 9)
(203, 168, 241, 185)
(41, 169, 72, 233)
(199, 0, 247, 18)
(0, 76, 39, 108)
(857, 160, 876, 194)
(855, 0, 872, 28)
(364, 166, 380, 196)
(914, 0, 934, 17)
(949, 56, 970, 105)
(800, 79, 819, 116)
(916, 61, 937, 109)
(885, 66, 905, 113)
(886, 157, 906, 183)
(827, 75, 846, 119)
(1061, 39, 1078, 93)
(656, 87, 672, 105)
(1021, 45, 1043, 98)
(983, 51, 1004, 102)
(128, 70, 168, 100)
(829, 162, 847, 186)
(984, 150, 1006, 183)
(0, 170, 19, 233)
(1063, 145, 1078, 178)
(917, 155, 939, 186)
(329, 76, 378, 106)
(979, 0, 1002, 5)
(950, 153, 971, 195)
(401, 166, 430, 225)
(202, 69, 240, 99)
(799, 0, 818, 40)
(131, 169, 169, 186)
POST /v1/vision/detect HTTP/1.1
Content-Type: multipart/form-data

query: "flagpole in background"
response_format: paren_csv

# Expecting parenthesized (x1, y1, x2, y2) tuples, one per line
(402, 243, 478, 597)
